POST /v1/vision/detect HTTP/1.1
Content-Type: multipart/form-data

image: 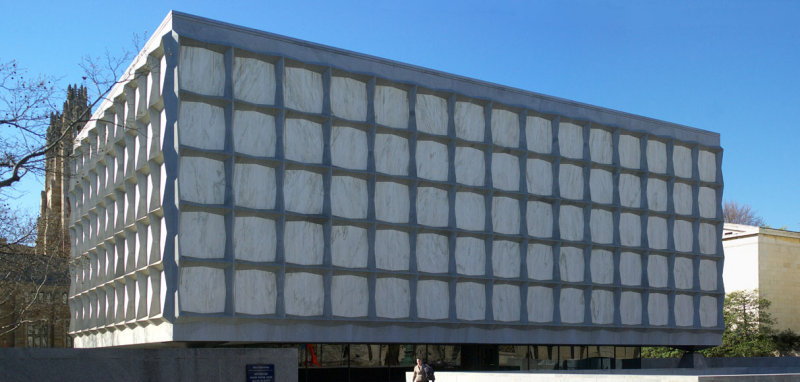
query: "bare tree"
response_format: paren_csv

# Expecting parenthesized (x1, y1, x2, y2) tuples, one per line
(723, 200, 766, 227)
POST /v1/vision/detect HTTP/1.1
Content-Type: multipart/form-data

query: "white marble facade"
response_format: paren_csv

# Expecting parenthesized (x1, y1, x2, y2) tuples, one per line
(67, 17, 724, 347)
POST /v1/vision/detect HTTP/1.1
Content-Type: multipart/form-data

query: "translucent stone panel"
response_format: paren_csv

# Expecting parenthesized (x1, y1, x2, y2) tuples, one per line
(417, 280, 448, 319)
(699, 259, 718, 291)
(590, 169, 613, 204)
(417, 233, 448, 274)
(416, 93, 448, 135)
(492, 197, 520, 235)
(492, 240, 520, 278)
(179, 211, 225, 259)
(179, 156, 226, 204)
(559, 205, 584, 242)
(648, 293, 668, 326)
(284, 170, 323, 214)
(698, 187, 717, 218)
(491, 109, 519, 148)
(647, 140, 667, 174)
(526, 201, 553, 238)
(527, 286, 553, 323)
(375, 133, 409, 175)
(331, 275, 368, 318)
(234, 216, 276, 262)
(673, 145, 692, 178)
(284, 67, 322, 113)
(233, 110, 276, 157)
(675, 294, 694, 327)
(647, 216, 668, 250)
(375, 230, 410, 271)
(179, 46, 224, 96)
(234, 269, 277, 315)
(526, 115, 552, 154)
(558, 122, 583, 159)
(375, 181, 409, 223)
(375, 85, 408, 129)
(416, 140, 449, 181)
(331, 176, 368, 219)
(619, 135, 640, 169)
(417, 187, 449, 227)
(493, 284, 521, 322)
(673, 182, 693, 215)
(674, 219, 694, 253)
(590, 209, 613, 244)
(284, 221, 323, 265)
(234, 163, 276, 209)
(700, 296, 718, 327)
(331, 76, 367, 121)
(454, 101, 484, 141)
(619, 174, 641, 208)
(591, 290, 614, 324)
(492, 153, 519, 191)
(526, 158, 552, 196)
(331, 125, 368, 170)
(648, 255, 669, 288)
(331, 225, 368, 268)
(619, 213, 641, 247)
(456, 282, 486, 321)
(455, 192, 485, 231)
(527, 244, 553, 280)
(284, 272, 324, 316)
(674, 257, 694, 290)
(179, 266, 225, 313)
(647, 178, 667, 212)
(699, 223, 717, 255)
(375, 278, 410, 319)
(559, 247, 584, 282)
(233, 56, 275, 105)
(590, 249, 613, 284)
(284, 118, 323, 163)
(455, 237, 485, 276)
(178, 101, 225, 150)
(560, 288, 585, 324)
(559, 164, 583, 200)
(698, 150, 717, 182)
(620, 292, 642, 325)
(454, 146, 485, 186)
(589, 129, 612, 164)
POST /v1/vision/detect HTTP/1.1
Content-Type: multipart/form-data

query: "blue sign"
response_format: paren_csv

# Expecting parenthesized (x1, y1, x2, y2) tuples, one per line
(246, 364, 274, 382)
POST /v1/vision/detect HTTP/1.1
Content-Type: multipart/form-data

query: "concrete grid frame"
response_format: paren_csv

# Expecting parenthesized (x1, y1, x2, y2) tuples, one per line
(67, 11, 724, 348)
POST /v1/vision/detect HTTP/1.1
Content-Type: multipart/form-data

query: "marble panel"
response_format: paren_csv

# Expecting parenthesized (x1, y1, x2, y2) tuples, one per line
(233, 110, 276, 157)
(674, 257, 694, 290)
(375, 85, 408, 129)
(620, 291, 642, 325)
(179, 46, 224, 96)
(558, 122, 583, 159)
(417, 233, 449, 274)
(698, 150, 717, 182)
(331, 76, 367, 121)
(559, 164, 584, 200)
(455, 192, 485, 231)
(233, 216, 276, 262)
(454, 101, 484, 141)
(375, 278, 410, 319)
(673, 145, 692, 178)
(699, 259, 718, 291)
(699, 223, 717, 255)
(375, 133, 409, 175)
(648, 293, 669, 326)
(675, 294, 694, 327)
(455, 237, 485, 276)
(698, 187, 717, 218)
(527, 244, 553, 280)
(493, 284, 521, 322)
(646, 141, 667, 175)
(648, 255, 668, 288)
(233, 56, 275, 105)
(375, 230, 410, 271)
(456, 282, 486, 321)
(590, 249, 613, 284)
(179, 266, 225, 313)
(560, 288, 585, 324)
(179, 211, 225, 259)
(647, 216, 668, 250)
(590, 209, 613, 244)
(416, 140, 449, 181)
(492, 197, 520, 235)
(527, 286, 554, 323)
(559, 246, 584, 283)
(331, 275, 368, 318)
(590, 169, 613, 204)
(526, 158, 552, 196)
(284, 272, 324, 316)
(284, 221, 323, 265)
(491, 108, 519, 148)
(331, 225, 368, 268)
(284, 118, 323, 163)
(619, 135, 640, 169)
(559, 205, 584, 242)
(284, 170, 323, 214)
(589, 129, 612, 164)
(492, 240, 520, 278)
(375, 181, 410, 223)
(700, 296, 718, 327)
(619, 174, 641, 208)
(331, 124, 368, 170)
(673, 182, 693, 215)
(619, 213, 641, 247)
(492, 153, 520, 191)
(526, 201, 553, 238)
(331, 176, 368, 219)
(591, 290, 614, 324)
(234, 163, 276, 209)
(417, 187, 449, 227)
(178, 101, 225, 150)
(454, 146, 485, 186)
(526, 115, 552, 154)
(234, 269, 277, 315)
(416, 93, 448, 135)
(417, 280, 449, 320)
(674, 219, 694, 253)
(647, 178, 668, 212)
(284, 67, 322, 113)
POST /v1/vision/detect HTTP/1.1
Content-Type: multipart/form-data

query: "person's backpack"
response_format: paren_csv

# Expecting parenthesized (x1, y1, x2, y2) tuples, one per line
(423, 363, 435, 381)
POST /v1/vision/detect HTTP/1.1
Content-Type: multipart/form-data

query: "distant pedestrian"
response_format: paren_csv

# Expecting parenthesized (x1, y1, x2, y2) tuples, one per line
(412, 358, 435, 381)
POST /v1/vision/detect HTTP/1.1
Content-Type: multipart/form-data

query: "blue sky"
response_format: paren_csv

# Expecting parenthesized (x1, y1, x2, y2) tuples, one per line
(2, 0, 798, 230)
